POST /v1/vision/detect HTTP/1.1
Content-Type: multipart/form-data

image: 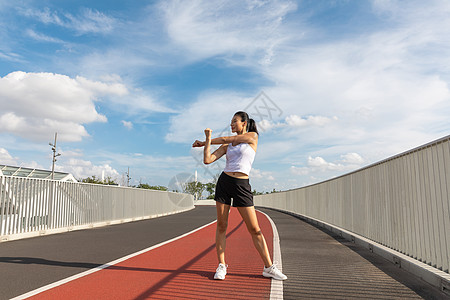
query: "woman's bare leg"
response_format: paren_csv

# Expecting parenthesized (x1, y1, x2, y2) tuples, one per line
(237, 206, 272, 268)
(216, 202, 231, 265)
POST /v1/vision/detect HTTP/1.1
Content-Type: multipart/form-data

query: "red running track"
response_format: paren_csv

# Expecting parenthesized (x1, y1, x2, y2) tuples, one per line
(25, 208, 274, 299)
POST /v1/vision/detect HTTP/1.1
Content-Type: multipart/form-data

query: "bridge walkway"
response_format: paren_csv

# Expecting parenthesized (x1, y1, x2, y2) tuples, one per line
(0, 206, 446, 299)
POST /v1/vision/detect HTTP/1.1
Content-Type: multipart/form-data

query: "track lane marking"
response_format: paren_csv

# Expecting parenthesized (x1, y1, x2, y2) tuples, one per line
(11, 220, 217, 300)
(258, 209, 284, 300)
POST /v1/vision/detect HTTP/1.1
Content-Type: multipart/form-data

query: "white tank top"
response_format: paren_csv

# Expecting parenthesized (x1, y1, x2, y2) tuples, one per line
(224, 143, 256, 176)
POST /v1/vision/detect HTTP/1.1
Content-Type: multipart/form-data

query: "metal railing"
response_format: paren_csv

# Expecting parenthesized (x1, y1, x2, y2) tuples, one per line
(0, 177, 194, 240)
(255, 135, 450, 274)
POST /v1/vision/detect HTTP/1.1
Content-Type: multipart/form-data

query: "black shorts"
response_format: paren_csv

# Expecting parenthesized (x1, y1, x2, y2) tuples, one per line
(214, 172, 254, 207)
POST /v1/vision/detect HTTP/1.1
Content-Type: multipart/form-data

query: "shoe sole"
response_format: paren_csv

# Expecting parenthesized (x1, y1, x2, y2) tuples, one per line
(262, 273, 287, 281)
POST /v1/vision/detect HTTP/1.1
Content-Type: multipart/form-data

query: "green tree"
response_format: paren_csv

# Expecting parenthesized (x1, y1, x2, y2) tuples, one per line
(136, 183, 168, 191)
(252, 189, 263, 195)
(80, 175, 118, 185)
(205, 182, 216, 199)
(204, 173, 220, 199)
(183, 181, 205, 199)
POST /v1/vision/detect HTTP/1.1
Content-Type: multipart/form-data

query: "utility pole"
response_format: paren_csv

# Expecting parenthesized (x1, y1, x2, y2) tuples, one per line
(48, 132, 61, 229)
(126, 167, 131, 187)
(194, 170, 198, 201)
(49, 132, 61, 179)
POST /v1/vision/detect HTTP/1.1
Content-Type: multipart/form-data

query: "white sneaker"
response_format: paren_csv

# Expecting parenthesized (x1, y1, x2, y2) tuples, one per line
(214, 263, 227, 280)
(263, 264, 287, 280)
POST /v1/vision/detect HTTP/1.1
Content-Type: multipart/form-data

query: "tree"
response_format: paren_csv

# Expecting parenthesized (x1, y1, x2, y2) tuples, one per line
(204, 172, 220, 199)
(252, 190, 263, 195)
(80, 175, 118, 185)
(136, 183, 168, 191)
(183, 181, 205, 200)
(205, 182, 216, 199)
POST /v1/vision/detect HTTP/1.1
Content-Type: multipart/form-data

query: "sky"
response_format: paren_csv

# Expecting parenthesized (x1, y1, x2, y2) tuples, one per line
(0, 0, 449, 192)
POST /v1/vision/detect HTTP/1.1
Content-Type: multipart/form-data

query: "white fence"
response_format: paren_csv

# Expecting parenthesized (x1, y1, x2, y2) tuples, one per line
(255, 135, 450, 274)
(0, 177, 194, 241)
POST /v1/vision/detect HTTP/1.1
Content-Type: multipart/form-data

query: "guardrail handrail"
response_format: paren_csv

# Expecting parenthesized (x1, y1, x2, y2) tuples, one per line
(0, 177, 194, 241)
(255, 135, 450, 274)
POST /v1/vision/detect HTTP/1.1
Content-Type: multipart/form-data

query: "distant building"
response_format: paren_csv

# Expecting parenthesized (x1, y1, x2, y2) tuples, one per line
(0, 165, 77, 182)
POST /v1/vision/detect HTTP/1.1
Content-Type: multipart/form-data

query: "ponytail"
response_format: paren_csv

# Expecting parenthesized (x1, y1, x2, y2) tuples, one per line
(234, 111, 259, 135)
(247, 118, 259, 135)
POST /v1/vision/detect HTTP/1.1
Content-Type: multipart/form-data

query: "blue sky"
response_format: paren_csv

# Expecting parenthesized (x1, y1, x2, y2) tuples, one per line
(1, 0, 449, 192)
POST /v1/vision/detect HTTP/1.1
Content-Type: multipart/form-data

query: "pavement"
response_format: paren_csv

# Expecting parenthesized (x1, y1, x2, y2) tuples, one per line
(0, 205, 447, 299)
(259, 208, 448, 300)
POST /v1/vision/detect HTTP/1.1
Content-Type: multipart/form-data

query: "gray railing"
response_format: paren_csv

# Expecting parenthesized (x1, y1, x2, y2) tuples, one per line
(255, 135, 450, 274)
(0, 177, 194, 241)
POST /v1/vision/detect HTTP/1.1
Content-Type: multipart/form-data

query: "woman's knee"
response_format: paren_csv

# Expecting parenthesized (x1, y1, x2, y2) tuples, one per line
(217, 221, 228, 233)
(247, 226, 262, 236)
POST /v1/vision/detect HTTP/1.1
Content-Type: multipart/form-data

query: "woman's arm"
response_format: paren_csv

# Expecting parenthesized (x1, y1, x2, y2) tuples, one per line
(210, 132, 258, 145)
(203, 128, 227, 164)
(192, 132, 258, 148)
(204, 144, 227, 164)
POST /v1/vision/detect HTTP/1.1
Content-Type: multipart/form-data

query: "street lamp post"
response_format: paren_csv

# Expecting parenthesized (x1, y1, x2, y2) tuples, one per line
(49, 132, 61, 180)
(48, 132, 61, 229)
(126, 167, 131, 187)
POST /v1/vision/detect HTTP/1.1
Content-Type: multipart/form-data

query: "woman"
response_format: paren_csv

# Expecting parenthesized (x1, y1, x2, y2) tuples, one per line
(192, 111, 287, 281)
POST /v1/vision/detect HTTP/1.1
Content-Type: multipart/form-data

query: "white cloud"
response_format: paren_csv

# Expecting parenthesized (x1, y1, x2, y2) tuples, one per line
(0, 113, 91, 142)
(166, 90, 254, 143)
(289, 166, 309, 176)
(257, 119, 279, 132)
(55, 158, 119, 180)
(340, 152, 364, 165)
(121, 120, 133, 130)
(65, 8, 116, 34)
(72, 71, 175, 116)
(0, 148, 18, 165)
(290, 153, 366, 177)
(258, 114, 338, 131)
(108, 92, 176, 115)
(21, 7, 116, 35)
(90, 150, 199, 187)
(0, 50, 22, 62)
(167, 91, 339, 145)
(21, 7, 63, 26)
(0, 148, 43, 170)
(59, 148, 84, 158)
(160, 0, 297, 63)
(254, 1, 450, 170)
(285, 115, 338, 127)
(0, 71, 129, 142)
(250, 168, 275, 180)
(26, 29, 65, 43)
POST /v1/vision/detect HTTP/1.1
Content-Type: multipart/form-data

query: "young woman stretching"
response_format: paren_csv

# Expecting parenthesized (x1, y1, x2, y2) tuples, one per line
(192, 111, 287, 281)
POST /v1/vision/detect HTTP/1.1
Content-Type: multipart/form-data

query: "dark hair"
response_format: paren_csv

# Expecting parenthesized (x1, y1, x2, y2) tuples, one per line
(234, 111, 259, 135)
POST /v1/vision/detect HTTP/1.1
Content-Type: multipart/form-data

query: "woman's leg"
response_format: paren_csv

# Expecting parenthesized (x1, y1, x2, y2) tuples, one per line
(216, 202, 231, 264)
(237, 206, 272, 268)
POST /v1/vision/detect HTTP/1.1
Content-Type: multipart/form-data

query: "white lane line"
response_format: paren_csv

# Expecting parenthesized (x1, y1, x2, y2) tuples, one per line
(11, 219, 217, 300)
(258, 209, 284, 300)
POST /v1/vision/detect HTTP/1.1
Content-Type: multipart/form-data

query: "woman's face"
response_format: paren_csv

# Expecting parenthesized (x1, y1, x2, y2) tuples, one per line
(230, 115, 246, 134)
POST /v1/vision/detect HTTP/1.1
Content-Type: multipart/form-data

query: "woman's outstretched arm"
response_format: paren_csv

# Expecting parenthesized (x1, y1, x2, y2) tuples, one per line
(193, 132, 257, 148)
(210, 132, 257, 145)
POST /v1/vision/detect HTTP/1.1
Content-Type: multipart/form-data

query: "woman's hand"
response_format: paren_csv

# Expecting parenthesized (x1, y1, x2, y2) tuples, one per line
(192, 140, 205, 147)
